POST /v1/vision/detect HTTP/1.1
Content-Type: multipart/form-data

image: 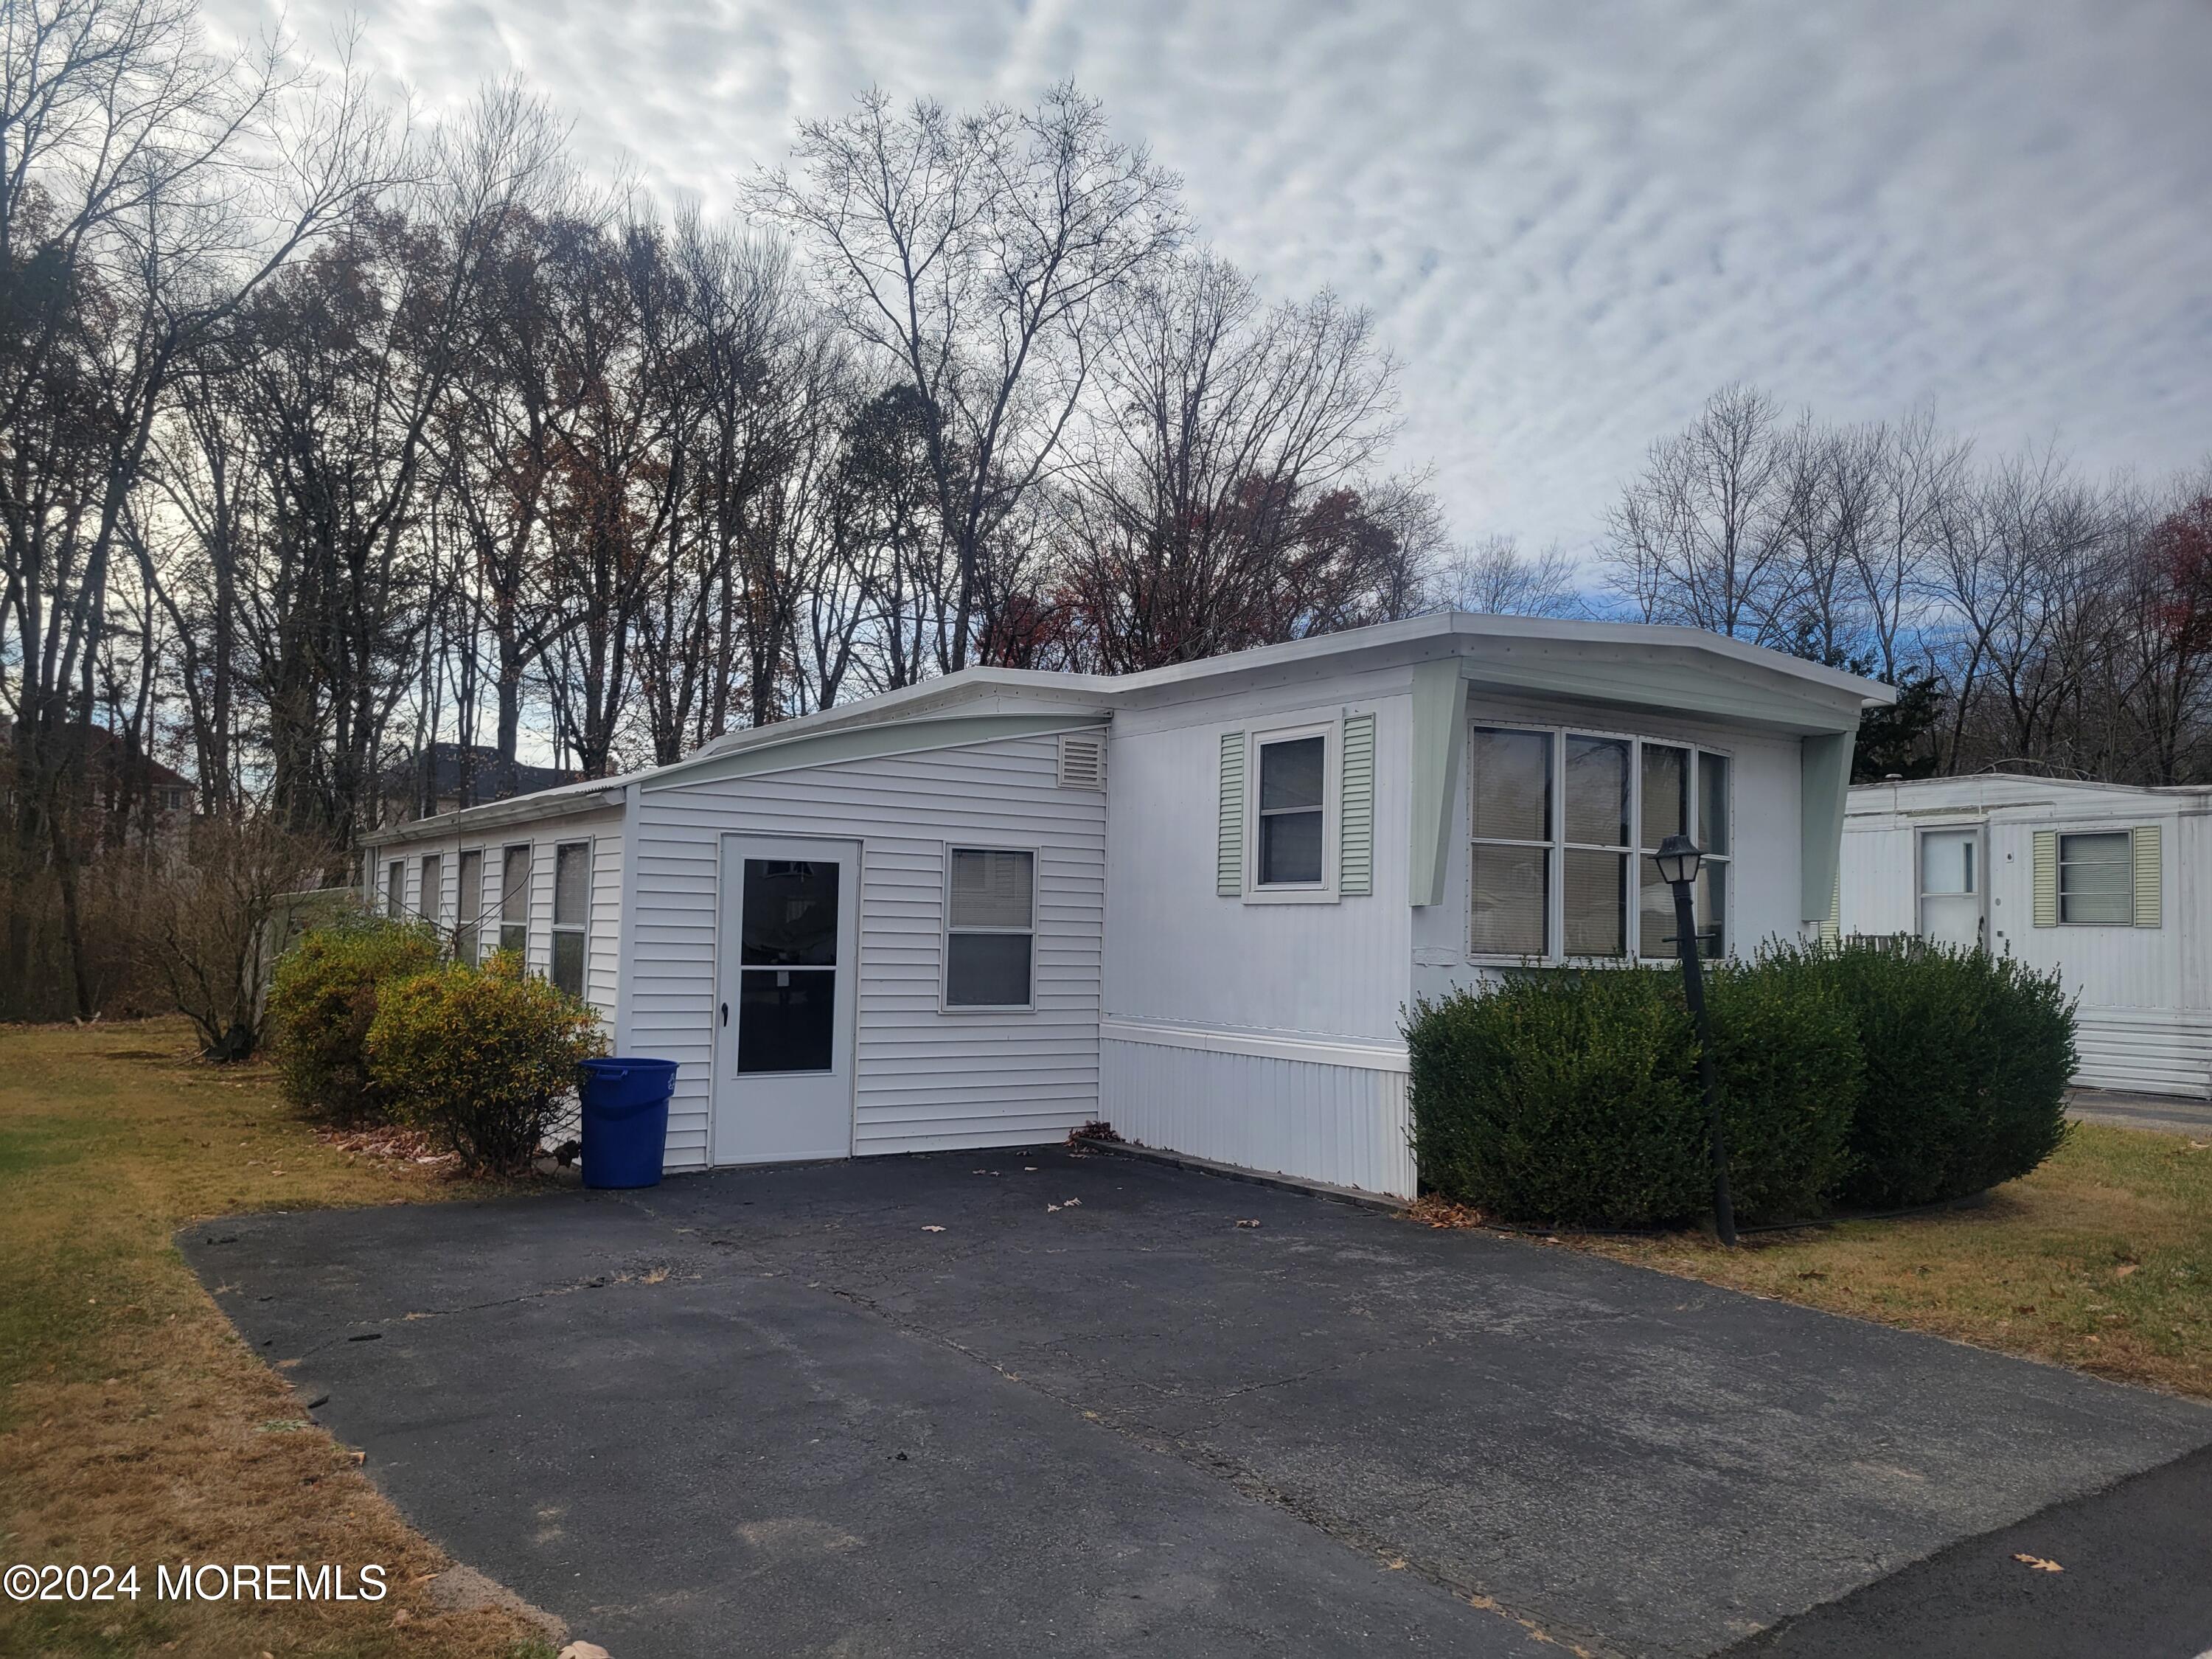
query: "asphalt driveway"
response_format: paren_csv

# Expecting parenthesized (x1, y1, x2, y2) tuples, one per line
(184, 1148, 2212, 1658)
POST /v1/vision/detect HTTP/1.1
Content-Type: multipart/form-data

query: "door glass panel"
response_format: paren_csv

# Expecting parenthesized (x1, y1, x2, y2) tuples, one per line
(742, 860, 839, 966)
(737, 968, 836, 1073)
(1921, 831, 1977, 895)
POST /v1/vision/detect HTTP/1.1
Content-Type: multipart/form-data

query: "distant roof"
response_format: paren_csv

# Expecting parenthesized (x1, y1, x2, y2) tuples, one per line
(381, 742, 575, 802)
(2, 720, 194, 790)
(1847, 773, 2212, 814)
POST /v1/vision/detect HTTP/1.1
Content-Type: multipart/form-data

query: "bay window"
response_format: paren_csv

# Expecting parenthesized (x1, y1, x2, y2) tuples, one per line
(1470, 724, 1731, 961)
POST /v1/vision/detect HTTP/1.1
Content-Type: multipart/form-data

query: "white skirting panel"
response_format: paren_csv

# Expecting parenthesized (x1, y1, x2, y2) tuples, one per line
(2073, 1007, 2212, 1098)
(1100, 1032, 1417, 1200)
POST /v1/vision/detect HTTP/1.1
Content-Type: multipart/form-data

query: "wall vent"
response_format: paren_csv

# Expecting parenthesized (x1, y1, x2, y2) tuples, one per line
(1057, 731, 1107, 790)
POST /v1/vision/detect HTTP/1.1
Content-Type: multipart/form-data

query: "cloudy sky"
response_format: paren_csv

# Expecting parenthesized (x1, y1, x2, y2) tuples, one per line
(204, 0, 2212, 566)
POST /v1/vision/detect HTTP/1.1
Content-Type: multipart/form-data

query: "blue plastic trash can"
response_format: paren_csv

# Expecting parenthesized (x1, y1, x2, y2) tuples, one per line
(576, 1057, 678, 1189)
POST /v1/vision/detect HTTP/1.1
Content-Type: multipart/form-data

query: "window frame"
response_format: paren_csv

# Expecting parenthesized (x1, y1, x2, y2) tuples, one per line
(550, 840, 591, 999)
(496, 842, 532, 961)
(940, 843, 1039, 1013)
(2056, 827, 2135, 927)
(1244, 719, 1340, 905)
(419, 852, 443, 931)
(455, 848, 483, 964)
(1467, 720, 1733, 966)
(385, 859, 404, 921)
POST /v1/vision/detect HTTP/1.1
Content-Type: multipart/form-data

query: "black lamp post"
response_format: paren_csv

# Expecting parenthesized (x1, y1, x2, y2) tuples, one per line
(1655, 834, 1736, 1247)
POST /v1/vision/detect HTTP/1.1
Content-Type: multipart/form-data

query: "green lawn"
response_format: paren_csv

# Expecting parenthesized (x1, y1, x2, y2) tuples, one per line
(0, 1019, 556, 1659)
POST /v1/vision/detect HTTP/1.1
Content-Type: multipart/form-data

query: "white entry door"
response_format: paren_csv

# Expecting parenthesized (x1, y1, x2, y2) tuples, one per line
(713, 836, 860, 1164)
(1918, 827, 1986, 951)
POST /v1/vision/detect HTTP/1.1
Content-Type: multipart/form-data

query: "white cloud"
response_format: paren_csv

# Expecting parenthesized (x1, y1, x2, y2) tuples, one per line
(205, 0, 2212, 566)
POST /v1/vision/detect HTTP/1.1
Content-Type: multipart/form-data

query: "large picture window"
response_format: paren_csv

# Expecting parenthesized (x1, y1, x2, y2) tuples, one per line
(1471, 726, 1730, 961)
(945, 848, 1035, 1009)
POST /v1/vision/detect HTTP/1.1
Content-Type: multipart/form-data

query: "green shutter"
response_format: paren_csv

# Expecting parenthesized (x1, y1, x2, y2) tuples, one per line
(1339, 713, 1375, 897)
(2031, 830, 2058, 927)
(2134, 824, 2162, 928)
(1217, 731, 1245, 897)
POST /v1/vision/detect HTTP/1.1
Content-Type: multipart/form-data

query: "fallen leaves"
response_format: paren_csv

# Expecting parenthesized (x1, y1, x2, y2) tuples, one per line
(2012, 1552, 2063, 1573)
(1236, 1219, 1262, 1229)
(1046, 1198, 1083, 1213)
(920, 1225, 946, 1234)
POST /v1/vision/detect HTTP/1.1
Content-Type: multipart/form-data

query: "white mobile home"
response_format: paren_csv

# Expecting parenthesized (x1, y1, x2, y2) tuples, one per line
(363, 613, 1887, 1199)
(1840, 775, 2210, 1098)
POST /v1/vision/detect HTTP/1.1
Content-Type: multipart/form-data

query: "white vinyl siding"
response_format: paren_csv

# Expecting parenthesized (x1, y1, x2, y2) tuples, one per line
(630, 734, 1106, 1172)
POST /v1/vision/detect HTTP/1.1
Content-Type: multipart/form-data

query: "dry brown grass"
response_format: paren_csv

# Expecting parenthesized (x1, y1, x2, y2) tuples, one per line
(0, 1018, 559, 1659)
(1549, 1122, 2212, 1399)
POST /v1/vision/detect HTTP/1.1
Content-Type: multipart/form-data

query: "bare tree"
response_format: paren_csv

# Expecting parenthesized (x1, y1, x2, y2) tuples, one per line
(1604, 383, 1795, 643)
(749, 84, 1183, 670)
(1430, 534, 1587, 618)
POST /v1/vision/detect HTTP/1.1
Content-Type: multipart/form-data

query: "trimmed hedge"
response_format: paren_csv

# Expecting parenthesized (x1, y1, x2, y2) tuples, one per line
(1762, 939, 2075, 1208)
(1407, 962, 1858, 1227)
(1407, 939, 2070, 1227)
(266, 915, 443, 1126)
(366, 952, 607, 1175)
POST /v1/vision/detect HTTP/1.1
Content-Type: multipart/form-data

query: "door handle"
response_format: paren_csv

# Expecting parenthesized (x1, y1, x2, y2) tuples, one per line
(720, 1001, 729, 1028)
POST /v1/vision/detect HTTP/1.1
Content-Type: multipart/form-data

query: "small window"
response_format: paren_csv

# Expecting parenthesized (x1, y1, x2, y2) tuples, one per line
(456, 849, 482, 964)
(551, 842, 590, 999)
(945, 848, 1034, 1009)
(498, 845, 531, 959)
(2059, 831, 2132, 925)
(419, 853, 442, 928)
(1256, 735, 1326, 887)
(385, 860, 403, 920)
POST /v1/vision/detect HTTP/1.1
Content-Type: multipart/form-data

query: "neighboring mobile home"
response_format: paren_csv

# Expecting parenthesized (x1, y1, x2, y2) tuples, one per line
(361, 613, 1888, 1199)
(1840, 775, 2210, 1098)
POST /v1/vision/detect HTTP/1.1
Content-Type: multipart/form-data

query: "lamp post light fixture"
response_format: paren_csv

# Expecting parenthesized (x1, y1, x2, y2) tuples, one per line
(1655, 834, 1736, 1247)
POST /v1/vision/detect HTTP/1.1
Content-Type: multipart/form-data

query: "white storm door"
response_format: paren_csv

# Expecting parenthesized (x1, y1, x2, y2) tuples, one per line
(713, 836, 860, 1165)
(1918, 828, 1986, 951)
